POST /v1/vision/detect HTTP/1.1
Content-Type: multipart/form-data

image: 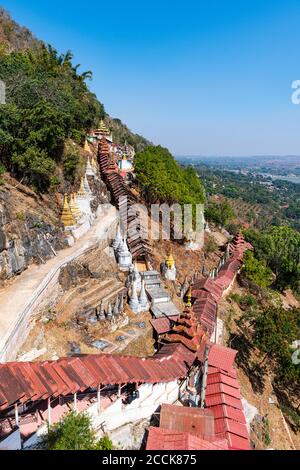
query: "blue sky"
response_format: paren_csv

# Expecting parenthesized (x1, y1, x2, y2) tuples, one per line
(2, 0, 300, 156)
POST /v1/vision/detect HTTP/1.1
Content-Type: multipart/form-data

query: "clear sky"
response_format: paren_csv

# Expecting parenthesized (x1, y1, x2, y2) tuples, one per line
(2, 0, 300, 156)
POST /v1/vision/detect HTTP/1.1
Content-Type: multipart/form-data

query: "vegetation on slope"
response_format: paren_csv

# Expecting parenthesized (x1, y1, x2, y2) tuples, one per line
(41, 411, 113, 450)
(244, 226, 300, 293)
(195, 164, 300, 231)
(0, 9, 150, 192)
(0, 45, 104, 190)
(107, 116, 151, 153)
(134, 145, 205, 205)
(0, 7, 41, 54)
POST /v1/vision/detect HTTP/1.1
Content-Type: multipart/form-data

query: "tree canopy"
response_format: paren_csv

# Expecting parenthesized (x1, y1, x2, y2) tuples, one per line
(241, 250, 273, 288)
(134, 146, 205, 205)
(41, 411, 113, 450)
(204, 200, 235, 227)
(244, 226, 300, 292)
(0, 45, 104, 190)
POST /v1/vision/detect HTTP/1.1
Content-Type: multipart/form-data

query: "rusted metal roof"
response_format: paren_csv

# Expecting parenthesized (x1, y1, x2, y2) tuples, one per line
(150, 316, 178, 335)
(159, 404, 215, 440)
(0, 348, 192, 410)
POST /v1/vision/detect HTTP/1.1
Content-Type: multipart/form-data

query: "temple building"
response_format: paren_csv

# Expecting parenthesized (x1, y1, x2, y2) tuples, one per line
(118, 153, 133, 173)
(0, 233, 252, 451)
(92, 119, 113, 142)
(60, 195, 76, 230)
(83, 174, 93, 197)
(84, 139, 91, 153)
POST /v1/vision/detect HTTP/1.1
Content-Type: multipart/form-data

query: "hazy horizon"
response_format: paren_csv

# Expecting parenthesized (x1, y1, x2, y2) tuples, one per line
(2, 1, 300, 155)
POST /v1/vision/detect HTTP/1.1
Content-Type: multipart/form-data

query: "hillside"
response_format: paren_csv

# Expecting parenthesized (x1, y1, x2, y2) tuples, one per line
(0, 8, 150, 192)
(0, 7, 41, 53)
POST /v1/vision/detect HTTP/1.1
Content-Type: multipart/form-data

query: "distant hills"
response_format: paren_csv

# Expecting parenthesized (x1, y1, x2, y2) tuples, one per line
(176, 155, 300, 174)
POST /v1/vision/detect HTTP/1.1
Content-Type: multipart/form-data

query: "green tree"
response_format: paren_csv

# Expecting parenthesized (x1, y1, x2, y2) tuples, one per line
(205, 200, 235, 227)
(244, 226, 300, 291)
(134, 146, 205, 205)
(41, 411, 113, 450)
(241, 250, 273, 288)
(251, 305, 299, 366)
(0, 45, 104, 190)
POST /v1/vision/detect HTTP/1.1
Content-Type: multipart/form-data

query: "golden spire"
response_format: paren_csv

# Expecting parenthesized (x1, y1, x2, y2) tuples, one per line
(77, 177, 87, 198)
(69, 193, 81, 220)
(185, 285, 192, 307)
(98, 119, 110, 135)
(91, 156, 98, 170)
(84, 139, 91, 153)
(122, 153, 127, 161)
(60, 195, 76, 228)
(166, 253, 175, 269)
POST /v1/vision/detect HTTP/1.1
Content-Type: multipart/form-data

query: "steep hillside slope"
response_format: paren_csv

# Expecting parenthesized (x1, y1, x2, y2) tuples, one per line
(0, 7, 41, 53)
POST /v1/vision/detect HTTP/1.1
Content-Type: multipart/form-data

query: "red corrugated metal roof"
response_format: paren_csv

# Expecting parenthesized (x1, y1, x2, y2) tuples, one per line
(214, 417, 249, 439)
(0, 348, 192, 410)
(205, 392, 243, 410)
(220, 431, 251, 451)
(207, 372, 240, 389)
(159, 404, 215, 439)
(146, 427, 228, 450)
(209, 404, 246, 424)
(206, 382, 241, 400)
(208, 344, 237, 373)
(150, 317, 178, 335)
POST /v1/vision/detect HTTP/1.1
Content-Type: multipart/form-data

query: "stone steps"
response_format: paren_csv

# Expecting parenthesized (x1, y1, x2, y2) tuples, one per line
(82, 281, 125, 309)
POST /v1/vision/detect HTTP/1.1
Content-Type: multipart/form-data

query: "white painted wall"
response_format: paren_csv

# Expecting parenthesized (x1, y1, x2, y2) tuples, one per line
(90, 380, 179, 432)
(3, 380, 180, 449)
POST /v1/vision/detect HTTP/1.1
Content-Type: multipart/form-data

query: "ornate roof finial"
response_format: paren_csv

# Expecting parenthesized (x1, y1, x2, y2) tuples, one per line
(166, 253, 175, 270)
(185, 285, 192, 307)
(84, 139, 91, 153)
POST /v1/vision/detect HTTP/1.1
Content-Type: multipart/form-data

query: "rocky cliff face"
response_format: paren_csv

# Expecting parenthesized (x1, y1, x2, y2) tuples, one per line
(0, 171, 111, 285)
(0, 175, 65, 284)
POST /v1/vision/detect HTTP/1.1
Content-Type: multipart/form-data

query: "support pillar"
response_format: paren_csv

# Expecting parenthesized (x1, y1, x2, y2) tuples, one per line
(97, 386, 101, 414)
(14, 404, 19, 428)
(74, 393, 77, 412)
(117, 384, 121, 398)
(47, 398, 52, 426)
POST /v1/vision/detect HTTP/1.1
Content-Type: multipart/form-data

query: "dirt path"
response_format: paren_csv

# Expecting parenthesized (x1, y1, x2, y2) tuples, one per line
(0, 204, 118, 361)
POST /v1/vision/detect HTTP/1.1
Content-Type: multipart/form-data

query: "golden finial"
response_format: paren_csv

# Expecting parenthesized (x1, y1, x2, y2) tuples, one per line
(84, 139, 91, 153)
(77, 178, 86, 198)
(98, 119, 110, 135)
(186, 285, 192, 307)
(166, 253, 175, 269)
